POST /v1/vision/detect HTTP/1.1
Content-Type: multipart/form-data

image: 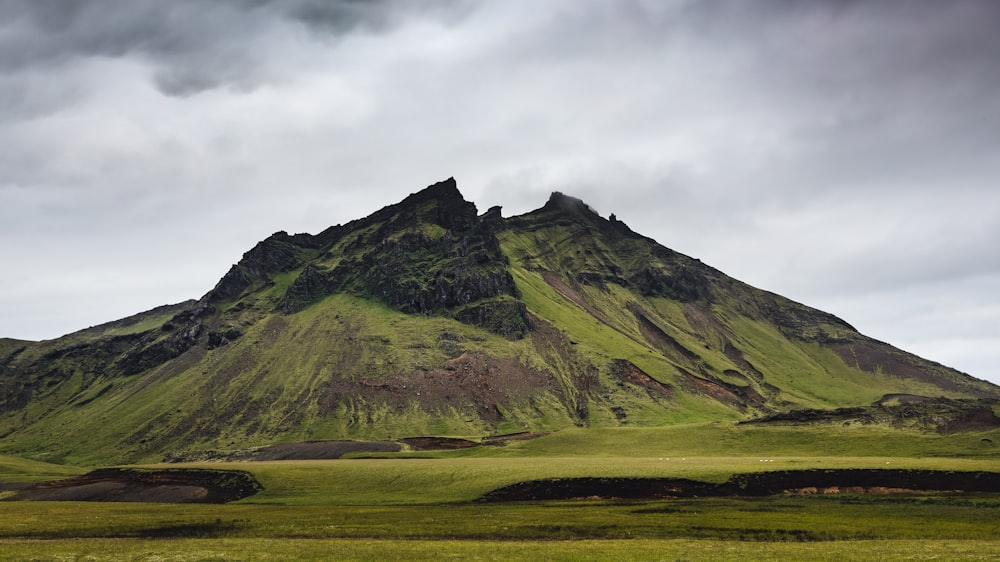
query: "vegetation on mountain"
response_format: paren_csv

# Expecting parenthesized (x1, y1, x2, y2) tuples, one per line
(1, 178, 997, 464)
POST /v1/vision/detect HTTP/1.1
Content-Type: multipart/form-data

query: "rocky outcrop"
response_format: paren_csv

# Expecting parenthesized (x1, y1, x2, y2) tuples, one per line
(454, 298, 529, 339)
(206, 231, 318, 303)
(628, 264, 712, 302)
(740, 397, 1000, 433)
(115, 304, 214, 376)
(278, 179, 528, 337)
(345, 232, 518, 314)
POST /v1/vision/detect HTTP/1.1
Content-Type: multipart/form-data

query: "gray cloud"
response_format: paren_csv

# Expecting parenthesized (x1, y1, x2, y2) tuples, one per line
(0, 0, 455, 97)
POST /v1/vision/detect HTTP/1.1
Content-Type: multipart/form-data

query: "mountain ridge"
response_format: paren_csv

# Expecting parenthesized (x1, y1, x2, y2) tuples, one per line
(1, 178, 997, 464)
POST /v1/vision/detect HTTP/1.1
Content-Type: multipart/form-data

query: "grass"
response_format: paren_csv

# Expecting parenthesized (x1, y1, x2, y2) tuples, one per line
(1, 425, 998, 559)
(1, 493, 998, 540)
(0, 454, 84, 484)
(1, 494, 999, 560)
(3, 538, 999, 561)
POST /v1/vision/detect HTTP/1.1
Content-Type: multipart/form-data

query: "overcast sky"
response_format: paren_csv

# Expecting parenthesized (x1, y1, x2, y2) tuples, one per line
(2, 0, 998, 386)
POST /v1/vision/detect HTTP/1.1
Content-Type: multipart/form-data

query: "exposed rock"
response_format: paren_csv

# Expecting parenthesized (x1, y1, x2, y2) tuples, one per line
(279, 264, 337, 314)
(628, 264, 712, 302)
(206, 231, 318, 303)
(610, 359, 673, 399)
(206, 328, 243, 350)
(277, 180, 528, 336)
(740, 397, 1000, 433)
(3, 468, 262, 504)
(115, 307, 211, 376)
(453, 298, 529, 339)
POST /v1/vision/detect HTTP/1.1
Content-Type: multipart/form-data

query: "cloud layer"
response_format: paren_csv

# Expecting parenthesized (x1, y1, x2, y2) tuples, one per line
(2, 0, 999, 384)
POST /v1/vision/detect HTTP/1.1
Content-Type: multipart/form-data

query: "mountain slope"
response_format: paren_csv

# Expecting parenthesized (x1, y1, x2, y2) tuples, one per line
(1, 178, 997, 464)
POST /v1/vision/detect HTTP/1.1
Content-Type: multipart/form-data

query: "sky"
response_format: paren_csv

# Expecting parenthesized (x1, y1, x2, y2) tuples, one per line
(1, 0, 998, 386)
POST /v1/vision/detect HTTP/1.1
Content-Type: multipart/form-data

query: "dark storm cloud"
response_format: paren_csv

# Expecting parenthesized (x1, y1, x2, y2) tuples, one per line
(0, 0, 455, 96)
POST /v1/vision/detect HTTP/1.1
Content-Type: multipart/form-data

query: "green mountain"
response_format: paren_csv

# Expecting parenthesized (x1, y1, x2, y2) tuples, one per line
(2, 178, 997, 464)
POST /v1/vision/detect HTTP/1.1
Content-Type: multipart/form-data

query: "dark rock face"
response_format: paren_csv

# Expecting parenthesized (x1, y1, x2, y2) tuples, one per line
(278, 178, 528, 337)
(115, 305, 214, 376)
(741, 397, 1000, 433)
(279, 264, 338, 313)
(507, 191, 717, 303)
(628, 264, 712, 302)
(453, 298, 529, 339)
(206, 328, 243, 350)
(206, 231, 318, 304)
(341, 231, 517, 314)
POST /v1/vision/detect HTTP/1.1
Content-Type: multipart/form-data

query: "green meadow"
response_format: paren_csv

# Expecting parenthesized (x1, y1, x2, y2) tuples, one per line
(2, 423, 999, 560)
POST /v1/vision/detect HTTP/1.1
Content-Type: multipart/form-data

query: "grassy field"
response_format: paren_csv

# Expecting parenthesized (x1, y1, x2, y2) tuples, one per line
(2, 495, 999, 560)
(1, 424, 998, 560)
(3, 538, 999, 561)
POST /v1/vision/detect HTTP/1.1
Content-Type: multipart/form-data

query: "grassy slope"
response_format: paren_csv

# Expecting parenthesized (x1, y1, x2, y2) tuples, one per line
(0, 295, 511, 464)
(498, 219, 986, 413)
(0, 454, 84, 484)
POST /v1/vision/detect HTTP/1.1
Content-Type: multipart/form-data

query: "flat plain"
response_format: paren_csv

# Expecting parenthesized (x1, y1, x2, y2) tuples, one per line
(2, 423, 999, 561)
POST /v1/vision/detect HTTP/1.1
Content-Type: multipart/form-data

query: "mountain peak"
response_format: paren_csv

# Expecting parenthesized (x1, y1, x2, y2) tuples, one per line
(542, 191, 599, 217)
(399, 177, 464, 207)
(523, 191, 642, 239)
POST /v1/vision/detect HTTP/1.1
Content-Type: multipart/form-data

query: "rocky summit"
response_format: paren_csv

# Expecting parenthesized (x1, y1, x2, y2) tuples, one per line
(1, 178, 998, 464)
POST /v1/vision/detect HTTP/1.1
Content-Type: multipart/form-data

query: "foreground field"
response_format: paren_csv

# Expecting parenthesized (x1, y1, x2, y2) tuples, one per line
(2, 495, 999, 561)
(2, 424, 998, 560)
(4, 538, 1000, 561)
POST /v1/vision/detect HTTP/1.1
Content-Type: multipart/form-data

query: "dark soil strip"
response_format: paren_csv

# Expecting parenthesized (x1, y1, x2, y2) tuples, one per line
(252, 440, 402, 460)
(2, 468, 262, 504)
(480, 431, 550, 446)
(398, 437, 480, 450)
(478, 470, 1000, 502)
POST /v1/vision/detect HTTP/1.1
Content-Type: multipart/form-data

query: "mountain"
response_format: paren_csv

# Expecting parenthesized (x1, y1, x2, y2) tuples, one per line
(2, 178, 997, 464)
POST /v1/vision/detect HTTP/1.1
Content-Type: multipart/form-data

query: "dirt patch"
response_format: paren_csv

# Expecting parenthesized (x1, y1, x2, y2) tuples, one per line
(399, 437, 480, 450)
(0, 482, 31, 493)
(480, 477, 715, 501)
(479, 470, 1000, 501)
(252, 440, 401, 460)
(610, 359, 673, 399)
(678, 368, 759, 409)
(2, 468, 261, 503)
(167, 432, 551, 462)
(319, 350, 559, 425)
(480, 431, 550, 446)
